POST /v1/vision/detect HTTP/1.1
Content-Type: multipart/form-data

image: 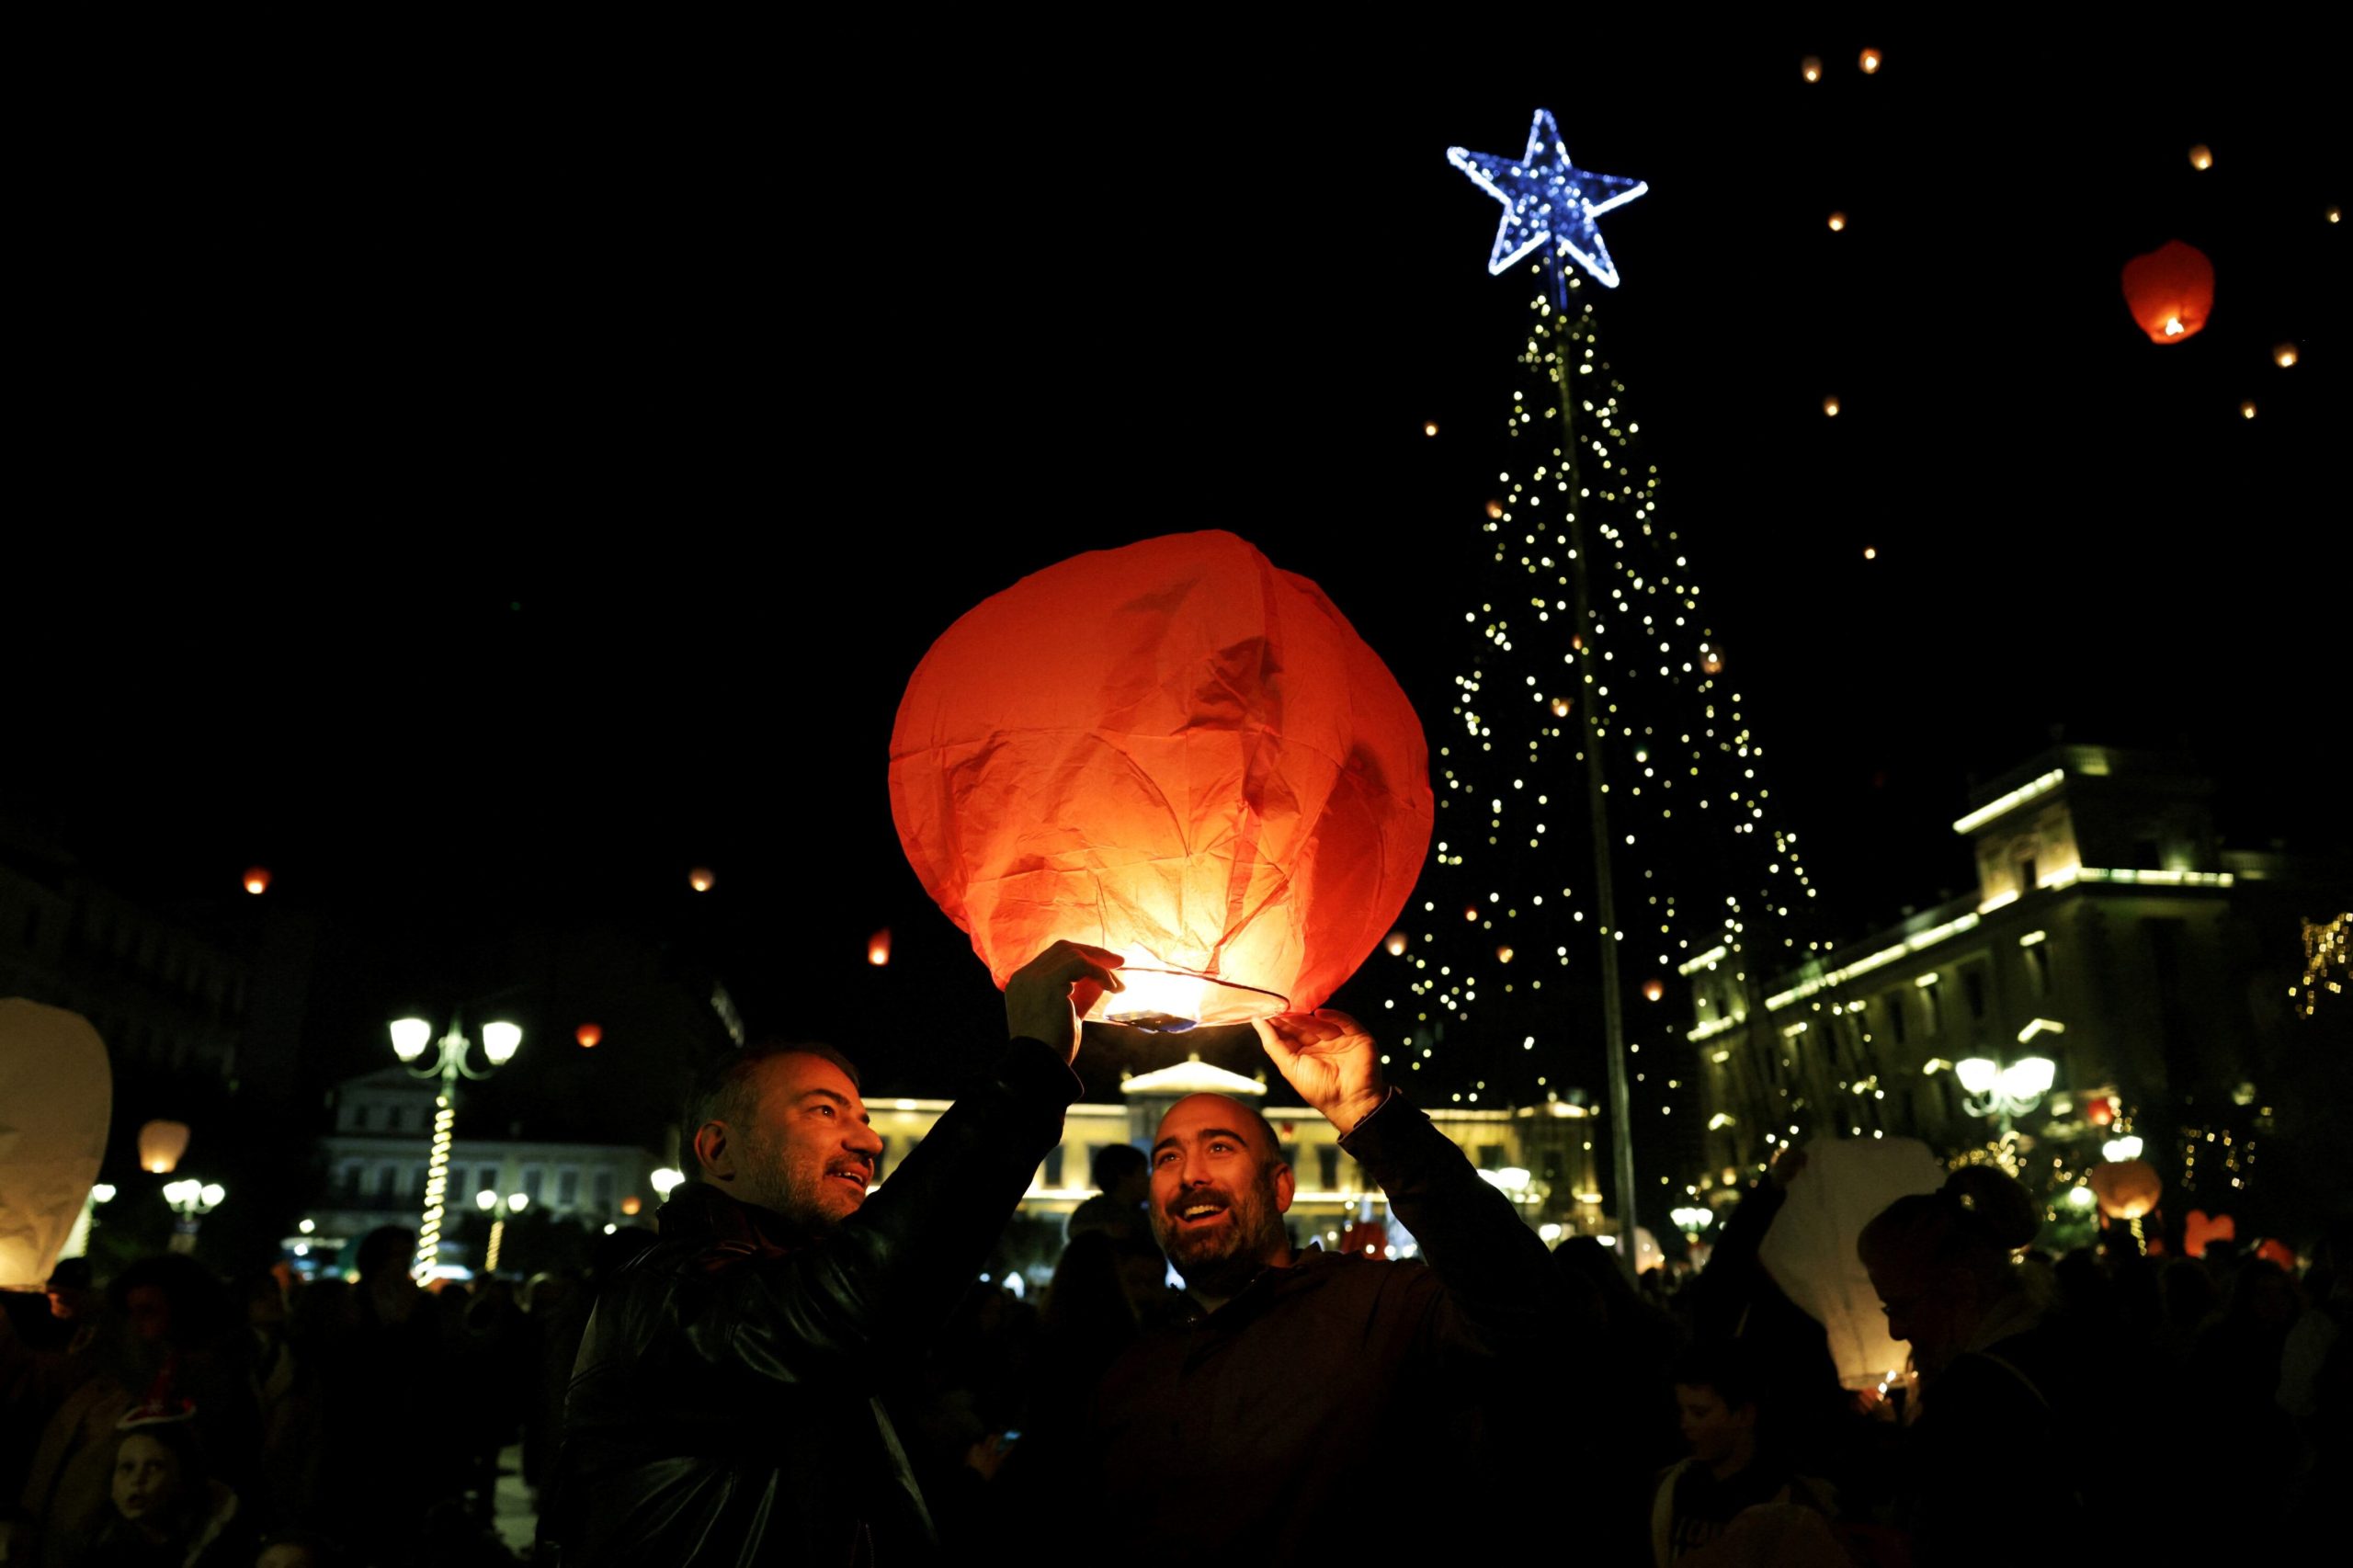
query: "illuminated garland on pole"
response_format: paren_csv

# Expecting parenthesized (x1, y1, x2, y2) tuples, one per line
(415, 1094, 455, 1280)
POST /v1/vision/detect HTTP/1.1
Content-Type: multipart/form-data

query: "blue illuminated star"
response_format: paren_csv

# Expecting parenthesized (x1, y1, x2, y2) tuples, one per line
(1447, 108, 1648, 290)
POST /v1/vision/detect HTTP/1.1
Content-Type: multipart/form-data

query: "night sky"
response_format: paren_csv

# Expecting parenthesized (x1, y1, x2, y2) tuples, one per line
(12, 31, 2344, 1126)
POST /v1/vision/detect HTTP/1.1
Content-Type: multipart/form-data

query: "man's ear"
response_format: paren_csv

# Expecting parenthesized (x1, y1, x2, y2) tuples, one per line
(1272, 1161, 1296, 1215)
(693, 1121, 733, 1183)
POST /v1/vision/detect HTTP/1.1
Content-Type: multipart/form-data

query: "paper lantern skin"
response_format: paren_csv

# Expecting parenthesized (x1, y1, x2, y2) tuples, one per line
(2120, 240, 2215, 345)
(138, 1119, 190, 1175)
(0, 1001, 113, 1290)
(889, 531, 1434, 1025)
(2090, 1158, 2161, 1220)
(1757, 1136, 1948, 1391)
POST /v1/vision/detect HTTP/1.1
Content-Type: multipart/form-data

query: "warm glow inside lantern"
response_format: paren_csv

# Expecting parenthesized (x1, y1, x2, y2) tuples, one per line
(2089, 1157, 2161, 1220)
(139, 1119, 191, 1176)
(688, 868, 715, 892)
(1484, 499, 1504, 519)
(868, 929, 892, 967)
(1826, 211, 1847, 232)
(2188, 143, 2212, 170)
(1800, 56, 1822, 82)
(2274, 343, 2298, 369)
(889, 531, 1433, 1031)
(1385, 931, 1409, 956)
(575, 1024, 602, 1050)
(243, 867, 270, 895)
(2120, 240, 2215, 345)
(1822, 395, 1841, 417)
(0, 1002, 112, 1291)
(1422, 421, 1438, 437)
(1643, 979, 1665, 1003)
(1859, 48, 1882, 74)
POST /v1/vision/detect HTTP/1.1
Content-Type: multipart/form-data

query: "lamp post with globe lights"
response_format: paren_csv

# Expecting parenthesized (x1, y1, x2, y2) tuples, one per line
(390, 1013, 522, 1281)
(1953, 1053, 2058, 1141)
(162, 1180, 224, 1254)
(476, 1189, 529, 1275)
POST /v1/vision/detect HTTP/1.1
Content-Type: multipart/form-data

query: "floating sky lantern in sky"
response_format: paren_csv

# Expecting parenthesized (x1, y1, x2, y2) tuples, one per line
(890, 531, 1432, 1032)
(2090, 1158, 2162, 1220)
(2241, 400, 2258, 419)
(575, 1024, 602, 1050)
(1800, 56, 1822, 83)
(243, 867, 270, 895)
(1423, 421, 1439, 437)
(1859, 48, 1882, 74)
(1826, 211, 1847, 232)
(0, 1001, 112, 1291)
(139, 1119, 190, 1175)
(1385, 931, 1410, 956)
(688, 867, 715, 892)
(1485, 499, 1504, 519)
(2274, 343, 2299, 369)
(2188, 143, 2213, 171)
(1822, 395, 1841, 417)
(1643, 978, 1665, 1003)
(2120, 240, 2215, 345)
(868, 929, 892, 967)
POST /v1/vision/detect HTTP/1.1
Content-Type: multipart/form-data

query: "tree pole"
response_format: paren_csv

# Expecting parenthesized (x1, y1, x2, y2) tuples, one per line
(1545, 279, 1641, 1277)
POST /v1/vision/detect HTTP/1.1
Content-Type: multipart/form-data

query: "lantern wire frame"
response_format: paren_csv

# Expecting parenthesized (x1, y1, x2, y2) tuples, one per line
(1090, 967, 1291, 1033)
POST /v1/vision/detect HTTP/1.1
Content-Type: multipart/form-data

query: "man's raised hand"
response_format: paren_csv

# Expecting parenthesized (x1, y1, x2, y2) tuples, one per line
(1005, 941, 1126, 1064)
(1255, 1010, 1388, 1135)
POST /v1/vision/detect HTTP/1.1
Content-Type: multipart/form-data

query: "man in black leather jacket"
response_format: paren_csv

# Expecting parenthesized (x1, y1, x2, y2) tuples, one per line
(1081, 1009, 1561, 1562)
(543, 939, 1123, 1566)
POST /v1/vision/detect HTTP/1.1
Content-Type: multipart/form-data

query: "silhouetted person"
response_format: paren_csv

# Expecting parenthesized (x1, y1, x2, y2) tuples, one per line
(1650, 1340, 1842, 1565)
(544, 940, 1119, 1566)
(1860, 1167, 2090, 1566)
(1063, 1143, 1152, 1247)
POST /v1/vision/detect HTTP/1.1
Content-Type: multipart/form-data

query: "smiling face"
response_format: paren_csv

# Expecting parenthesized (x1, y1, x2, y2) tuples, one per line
(698, 1052, 883, 1236)
(111, 1433, 185, 1528)
(1148, 1094, 1293, 1301)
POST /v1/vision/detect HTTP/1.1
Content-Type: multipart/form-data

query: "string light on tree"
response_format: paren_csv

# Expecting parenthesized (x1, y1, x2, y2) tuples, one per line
(2299, 914, 2350, 1017)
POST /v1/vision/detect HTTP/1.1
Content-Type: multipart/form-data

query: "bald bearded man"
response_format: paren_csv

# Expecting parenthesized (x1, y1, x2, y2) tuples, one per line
(1083, 1010, 1561, 1561)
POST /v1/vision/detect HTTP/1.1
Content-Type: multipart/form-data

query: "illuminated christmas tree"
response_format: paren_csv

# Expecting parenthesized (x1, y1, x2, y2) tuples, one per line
(1339, 111, 1836, 1236)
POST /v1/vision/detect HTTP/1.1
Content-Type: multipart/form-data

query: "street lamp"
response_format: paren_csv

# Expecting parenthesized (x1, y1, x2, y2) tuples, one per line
(388, 1012, 523, 1282)
(2101, 1135, 2145, 1163)
(477, 1189, 529, 1275)
(1670, 1205, 1715, 1235)
(161, 1179, 224, 1254)
(1954, 1053, 2057, 1136)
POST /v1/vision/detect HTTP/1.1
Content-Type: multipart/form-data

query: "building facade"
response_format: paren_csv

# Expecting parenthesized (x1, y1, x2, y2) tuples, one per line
(1684, 746, 2347, 1230)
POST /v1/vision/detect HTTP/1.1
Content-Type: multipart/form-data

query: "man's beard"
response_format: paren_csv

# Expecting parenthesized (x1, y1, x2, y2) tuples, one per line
(1154, 1184, 1286, 1301)
(745, 1140, 867, 1241)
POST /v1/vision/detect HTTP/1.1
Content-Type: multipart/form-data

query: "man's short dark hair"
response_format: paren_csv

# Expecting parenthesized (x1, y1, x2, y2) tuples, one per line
(679, 1040, 863, 1178)
(1670, 1339, 1761, 1412)
(1091, 1142, 1149, 1188)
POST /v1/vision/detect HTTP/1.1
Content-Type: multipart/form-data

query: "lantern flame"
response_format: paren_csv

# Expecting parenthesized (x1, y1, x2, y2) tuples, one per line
(1092, 963, 1290, 1035)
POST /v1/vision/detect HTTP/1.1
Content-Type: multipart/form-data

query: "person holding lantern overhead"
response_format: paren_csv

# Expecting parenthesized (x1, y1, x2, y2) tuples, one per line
(540, 939, 1123, 1568)
(1074, 1006, 1561, 1562)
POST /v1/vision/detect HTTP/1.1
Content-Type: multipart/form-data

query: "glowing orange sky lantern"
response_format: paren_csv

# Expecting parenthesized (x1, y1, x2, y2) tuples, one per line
(2090, 1157, 2161, 1220)
(890, 531, 1433, 1030)
(139, 1119, 190, 1175)
(868, 928, 892, 967)
(2120, 240, 2214, 345)
(575, 1024, 602, 1050)
(242, 867, 271, 895)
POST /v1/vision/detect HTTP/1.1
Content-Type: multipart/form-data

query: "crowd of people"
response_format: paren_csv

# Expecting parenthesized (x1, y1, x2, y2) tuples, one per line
(4, 940, 2345, 1564)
